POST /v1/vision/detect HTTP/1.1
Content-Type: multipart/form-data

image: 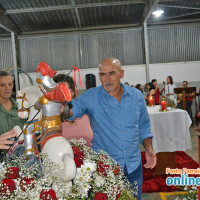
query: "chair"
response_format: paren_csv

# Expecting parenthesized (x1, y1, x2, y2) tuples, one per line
(195, 93, 200, 126)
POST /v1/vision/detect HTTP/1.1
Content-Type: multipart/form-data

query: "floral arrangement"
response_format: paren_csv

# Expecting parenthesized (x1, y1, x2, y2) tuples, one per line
(175, 186, 198, 200)
(0, 139, 137, 200)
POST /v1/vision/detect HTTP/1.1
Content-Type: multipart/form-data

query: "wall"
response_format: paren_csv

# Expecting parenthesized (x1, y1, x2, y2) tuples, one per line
(1, 22, 200, 71)
(19, 61, 200, 90)
(149, 61, 200, 84)
(0, 38, 13, 70)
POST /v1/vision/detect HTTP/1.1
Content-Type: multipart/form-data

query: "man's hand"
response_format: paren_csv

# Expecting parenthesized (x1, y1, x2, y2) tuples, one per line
(61, 103, 72, 122)
(143, 137, 157, 169)
(0, 129, 17, 149)
(144, 148, 157, 169)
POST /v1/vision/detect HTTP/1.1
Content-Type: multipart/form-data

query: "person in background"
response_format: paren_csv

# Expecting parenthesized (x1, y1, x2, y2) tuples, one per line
(147, 83, 155, 98)
(0, 71, 25, 134)
(135, 84, 143, 93)
(177, 81, 194, 115)
(124, 82, 129, 86)
(143, 83, 150, 99)
(151, 79, 164, 105)
(61, 57, 156, 200)
(164, 76, 177, 105)
(53, 74, 93, 147)
(136, 84, 147, 101)
(0, 71, 26, 159)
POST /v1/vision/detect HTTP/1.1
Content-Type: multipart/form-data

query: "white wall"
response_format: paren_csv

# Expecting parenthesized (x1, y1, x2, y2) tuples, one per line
(149, 61, 200, 84)
(19, 61, 200, 89)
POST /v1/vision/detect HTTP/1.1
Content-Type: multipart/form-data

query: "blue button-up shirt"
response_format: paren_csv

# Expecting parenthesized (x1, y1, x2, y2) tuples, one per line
(68, 84, 153, 174)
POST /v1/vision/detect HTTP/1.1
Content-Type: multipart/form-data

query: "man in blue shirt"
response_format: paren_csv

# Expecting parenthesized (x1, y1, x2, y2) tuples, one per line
(62, 57, 156, 200)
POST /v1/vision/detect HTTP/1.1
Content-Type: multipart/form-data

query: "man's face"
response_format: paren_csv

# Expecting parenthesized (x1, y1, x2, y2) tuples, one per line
(0, 76, 13, 99)
(183, 82, 188, 88)
(153, 81, 157, 87)
(99, 64, 124, 93)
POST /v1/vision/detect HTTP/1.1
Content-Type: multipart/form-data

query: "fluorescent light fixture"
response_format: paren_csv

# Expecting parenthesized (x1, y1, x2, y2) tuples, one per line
(152, 9, 164, 17)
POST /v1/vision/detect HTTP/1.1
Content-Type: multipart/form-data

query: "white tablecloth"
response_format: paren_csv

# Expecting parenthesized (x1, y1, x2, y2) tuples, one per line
(147, 106, 192, 153)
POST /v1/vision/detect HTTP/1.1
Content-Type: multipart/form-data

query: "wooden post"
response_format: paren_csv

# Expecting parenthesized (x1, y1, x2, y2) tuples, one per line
(182, 89, 186, 110)
(174, 87, 194, 111)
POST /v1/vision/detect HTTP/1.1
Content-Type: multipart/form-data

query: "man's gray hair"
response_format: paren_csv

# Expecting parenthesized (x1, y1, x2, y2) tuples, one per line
(0, 71, 14, 80)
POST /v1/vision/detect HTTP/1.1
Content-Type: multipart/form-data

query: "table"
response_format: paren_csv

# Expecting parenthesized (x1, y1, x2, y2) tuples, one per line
(147, 106, 192, 174)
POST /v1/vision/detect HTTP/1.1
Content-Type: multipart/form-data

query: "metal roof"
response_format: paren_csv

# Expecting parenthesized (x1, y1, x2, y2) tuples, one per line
(0, 0, 199, 36)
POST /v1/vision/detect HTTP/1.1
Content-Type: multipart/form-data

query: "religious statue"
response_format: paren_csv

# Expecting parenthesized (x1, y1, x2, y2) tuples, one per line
(15, 62, 76, 183)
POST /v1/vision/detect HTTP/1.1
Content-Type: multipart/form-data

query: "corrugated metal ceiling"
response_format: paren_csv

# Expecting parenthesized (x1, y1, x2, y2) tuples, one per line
(0, 0, 199, 35)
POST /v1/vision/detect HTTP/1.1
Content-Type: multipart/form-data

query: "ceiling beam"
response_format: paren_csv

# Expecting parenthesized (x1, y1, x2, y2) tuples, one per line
(71, 0, 82, 28)
(159, 4, 200, 10)
(148, 18, 200, 26)
(150, 11, 200, 22)
(141, 0, 159, 24)
(6, 1, 145, 15)
(20, 23, 140, 36)
(159, 0, 178, 2)
(0, 9, 21, 34)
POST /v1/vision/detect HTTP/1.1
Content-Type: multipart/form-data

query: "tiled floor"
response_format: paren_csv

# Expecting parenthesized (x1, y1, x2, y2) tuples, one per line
(141, 126, 199, 200)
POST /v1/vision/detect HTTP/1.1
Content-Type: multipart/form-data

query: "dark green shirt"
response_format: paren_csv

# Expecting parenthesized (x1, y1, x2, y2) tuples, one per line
(0, 98, 26, 134)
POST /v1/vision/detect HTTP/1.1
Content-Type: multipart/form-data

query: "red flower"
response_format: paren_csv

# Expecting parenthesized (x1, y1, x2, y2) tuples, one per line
(5, 167, 19, 179)
(72, 146, 81, 154)
(116, 191, 121, 200)
(74, 157, 84, 168)
(40, 189, 57, 200)
(72, 146, 85, 168)
(113, 164, 122, 176)
(74, 151, 85, 159)
(20, 177, 35, 192)
(0, 179, 16, 196)
(93, 192, 108, 200)
(115, 188, 121, 200)
(97, 162, 109, 177)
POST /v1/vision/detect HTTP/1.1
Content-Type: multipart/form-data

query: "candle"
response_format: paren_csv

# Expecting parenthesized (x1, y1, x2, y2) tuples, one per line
(149, 96, 154, 106)
(161, 100, 166, 111)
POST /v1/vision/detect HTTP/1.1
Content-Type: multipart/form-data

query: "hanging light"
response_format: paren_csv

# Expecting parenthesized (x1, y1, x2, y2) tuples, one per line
(152, 9, 164, 17)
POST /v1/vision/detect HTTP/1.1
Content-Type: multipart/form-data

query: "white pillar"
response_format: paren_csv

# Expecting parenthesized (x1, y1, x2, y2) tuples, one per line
(143, 22, 150, 83)
(11, 32, 19, 91)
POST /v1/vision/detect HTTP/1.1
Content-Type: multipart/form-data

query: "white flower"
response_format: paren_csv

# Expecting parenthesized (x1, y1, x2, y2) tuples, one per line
(184, 185, 188, 191)
(0, 161, 5, 169)
(83, 160, 96, 173)
(191, 186, 197, 190)
(94, 174, 105, 187)
(0, 139, 136, 200)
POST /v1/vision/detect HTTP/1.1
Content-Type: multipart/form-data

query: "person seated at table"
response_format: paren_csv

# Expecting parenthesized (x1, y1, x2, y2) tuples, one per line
(135, 84, 143, 93)
(177, 81, 194, 115)
(53, 74, 93, 147)
(143, 83, 150, 97)
(136, 84, 148, 101)
(151, 79, 164, 105)
(147, 83, 156, 100)
(163, 76, 177, 105)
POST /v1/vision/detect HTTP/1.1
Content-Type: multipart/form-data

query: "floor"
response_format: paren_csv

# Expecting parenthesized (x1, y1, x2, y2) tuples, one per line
(140, 126, 199, 200)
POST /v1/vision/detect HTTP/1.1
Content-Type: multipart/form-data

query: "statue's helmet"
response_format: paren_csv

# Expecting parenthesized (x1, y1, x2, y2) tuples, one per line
(36, 62, 57, 90)
(36, 62, 56, 78)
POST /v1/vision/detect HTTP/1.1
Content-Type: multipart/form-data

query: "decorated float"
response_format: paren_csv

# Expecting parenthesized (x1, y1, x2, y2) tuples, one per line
(0, 62, 137, 200)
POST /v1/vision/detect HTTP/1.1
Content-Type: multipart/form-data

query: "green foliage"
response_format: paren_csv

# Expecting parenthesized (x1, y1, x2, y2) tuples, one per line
(118, 189, 136, 200)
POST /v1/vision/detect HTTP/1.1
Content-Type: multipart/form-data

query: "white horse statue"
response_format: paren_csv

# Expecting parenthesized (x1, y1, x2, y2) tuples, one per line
(16, 64, 76, 184)
(16, 86, 42, 146)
